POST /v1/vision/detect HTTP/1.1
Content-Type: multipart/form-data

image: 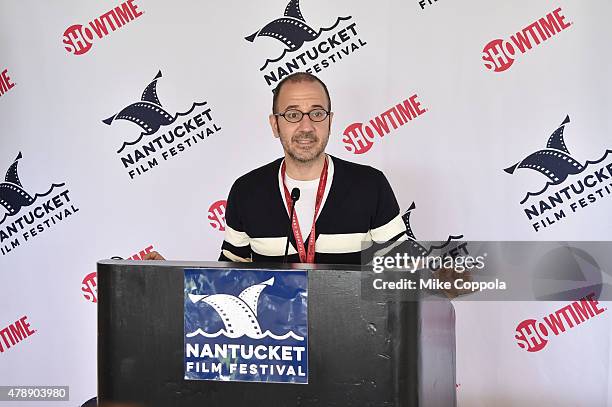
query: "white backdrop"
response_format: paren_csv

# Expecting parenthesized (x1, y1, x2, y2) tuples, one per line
(1, 0, 611, 405)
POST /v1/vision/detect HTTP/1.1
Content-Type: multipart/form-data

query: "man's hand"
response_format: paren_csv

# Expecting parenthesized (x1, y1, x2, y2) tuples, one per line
(433, 267, 474, 299)
(142, 251, 165, 260)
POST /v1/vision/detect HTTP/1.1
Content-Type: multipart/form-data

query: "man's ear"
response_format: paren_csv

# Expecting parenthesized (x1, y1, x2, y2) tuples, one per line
(269, 114, 280, 138)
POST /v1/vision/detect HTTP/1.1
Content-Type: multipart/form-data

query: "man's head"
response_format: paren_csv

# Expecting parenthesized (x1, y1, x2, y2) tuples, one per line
(269, 72, 333, 164)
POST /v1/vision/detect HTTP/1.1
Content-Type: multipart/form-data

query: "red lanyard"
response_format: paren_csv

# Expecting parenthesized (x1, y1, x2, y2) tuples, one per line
(280, 157, 329, 263)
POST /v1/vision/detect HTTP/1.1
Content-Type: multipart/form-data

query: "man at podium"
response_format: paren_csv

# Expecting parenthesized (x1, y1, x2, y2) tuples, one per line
(146, 72, 407, 264)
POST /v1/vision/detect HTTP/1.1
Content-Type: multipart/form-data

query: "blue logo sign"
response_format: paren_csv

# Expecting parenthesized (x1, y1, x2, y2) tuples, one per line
(184, 268, 308, 384)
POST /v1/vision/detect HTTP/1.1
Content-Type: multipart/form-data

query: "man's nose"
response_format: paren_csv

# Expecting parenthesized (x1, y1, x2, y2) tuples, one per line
(296, 113, 316, 131)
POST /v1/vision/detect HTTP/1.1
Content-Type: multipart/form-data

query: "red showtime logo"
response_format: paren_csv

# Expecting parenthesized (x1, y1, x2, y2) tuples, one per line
(0, 68, 16, 97)
(342, 95, 427, 154)
(208, 200, 227, 231)
(62, 0, 143, 55)
(0, 316, 35, 353)
(515, 293, 606, 352)
(82, 272, 98, 303)
(81, 245, 154, 302)
(127, 244, 155, 260)
(482, 7, 571, 72)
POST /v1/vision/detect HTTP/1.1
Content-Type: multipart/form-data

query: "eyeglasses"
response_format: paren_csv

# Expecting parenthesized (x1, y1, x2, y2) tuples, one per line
(274, 108, 330, 123)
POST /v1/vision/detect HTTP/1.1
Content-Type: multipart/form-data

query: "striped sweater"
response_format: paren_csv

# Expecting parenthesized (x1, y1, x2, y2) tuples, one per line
(218, 155, 407, 264)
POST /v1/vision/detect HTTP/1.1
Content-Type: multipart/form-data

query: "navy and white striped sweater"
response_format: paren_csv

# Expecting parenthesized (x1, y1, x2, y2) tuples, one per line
(219, 155, 407, 264)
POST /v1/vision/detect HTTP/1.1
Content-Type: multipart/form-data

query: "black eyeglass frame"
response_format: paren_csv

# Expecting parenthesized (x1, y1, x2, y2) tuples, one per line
(273, 108, 331, 123)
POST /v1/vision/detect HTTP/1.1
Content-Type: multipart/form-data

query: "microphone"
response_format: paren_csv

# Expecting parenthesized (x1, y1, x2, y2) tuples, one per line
(283, 188, 300, 263)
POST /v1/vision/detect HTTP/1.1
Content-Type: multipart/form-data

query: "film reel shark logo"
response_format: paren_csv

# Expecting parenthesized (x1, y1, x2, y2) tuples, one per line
(0, 153, 35, 222)
(503, 115, 612, 232)
(187, 277, 303, 341)
(102, 70, 220, 179)
(245, 0, 366, 86)
(245, 0, 318, 55)
(103, 70, 172, 139)
(184, 269, 307, 383)
(0, 153, 78, 257)
(103, 70, 208, 154)
(401, 202, 464, 257)
(505, 115, 585, 203)
(0, 153, 65, 226)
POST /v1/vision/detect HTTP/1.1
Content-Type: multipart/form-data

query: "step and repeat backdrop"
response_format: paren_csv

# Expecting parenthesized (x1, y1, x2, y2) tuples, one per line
(1, 0, 611, 405)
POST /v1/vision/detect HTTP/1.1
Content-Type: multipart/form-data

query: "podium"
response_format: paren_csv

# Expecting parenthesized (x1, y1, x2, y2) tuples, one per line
(97, 260, 456, 406)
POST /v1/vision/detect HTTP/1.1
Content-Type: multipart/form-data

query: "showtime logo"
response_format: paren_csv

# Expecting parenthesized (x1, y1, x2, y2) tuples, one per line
(62, 0, 143, 55)
(482, 7, 571, 72)
(0, 316, 35, 354)
(82, 272, 98, 303)
(207, 200, 226, 232)
(515, 293, 606, 352)
(81, 245, 155, 303)
(342, 95, 427, 154)
(0, 68, 16, 98)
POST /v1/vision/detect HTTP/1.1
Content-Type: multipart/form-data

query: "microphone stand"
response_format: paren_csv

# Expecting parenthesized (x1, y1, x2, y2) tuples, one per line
(283, 188, 300, 263)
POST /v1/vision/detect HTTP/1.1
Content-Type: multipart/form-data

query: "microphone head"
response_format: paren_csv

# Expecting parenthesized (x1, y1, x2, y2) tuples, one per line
(291, 187, 301, 201)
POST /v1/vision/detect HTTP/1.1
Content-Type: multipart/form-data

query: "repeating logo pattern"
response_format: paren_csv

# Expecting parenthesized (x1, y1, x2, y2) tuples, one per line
(505, 116, 612, 232)
(246, 0, 367, 87)
(1, 0, 610, 401)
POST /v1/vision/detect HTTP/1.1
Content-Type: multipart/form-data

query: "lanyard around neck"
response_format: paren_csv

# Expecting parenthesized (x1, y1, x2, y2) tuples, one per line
(280, 157, 329, 263)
